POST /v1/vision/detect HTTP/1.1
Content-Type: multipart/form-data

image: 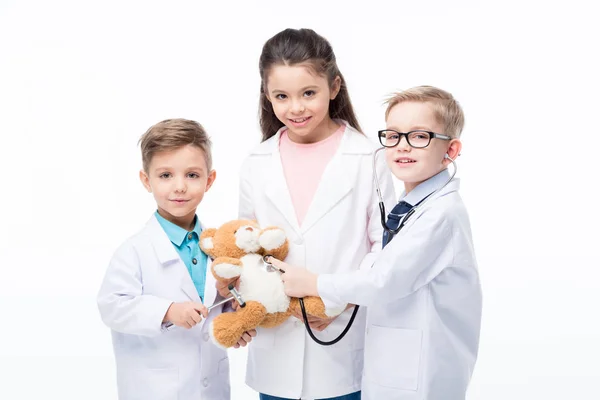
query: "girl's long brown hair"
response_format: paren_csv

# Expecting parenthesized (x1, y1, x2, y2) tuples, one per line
(258, 28, 362, 142)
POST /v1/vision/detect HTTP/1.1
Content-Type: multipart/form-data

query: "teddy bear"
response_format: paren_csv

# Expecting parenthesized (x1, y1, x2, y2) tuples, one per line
(199, 219, 345, 348)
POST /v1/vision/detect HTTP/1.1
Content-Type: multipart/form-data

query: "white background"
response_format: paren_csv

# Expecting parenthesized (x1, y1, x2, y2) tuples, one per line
(1, 0, 599, 399)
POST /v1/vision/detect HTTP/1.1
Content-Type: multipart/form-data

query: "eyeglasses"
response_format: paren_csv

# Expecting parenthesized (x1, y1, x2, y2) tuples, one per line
(378, 129, 452, 149)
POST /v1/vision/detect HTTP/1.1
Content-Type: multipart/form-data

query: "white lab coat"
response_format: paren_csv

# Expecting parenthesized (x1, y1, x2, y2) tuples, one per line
(318, 172, 483, 400)
(238, 122, 396, 399)
(97, 215, 230, 400)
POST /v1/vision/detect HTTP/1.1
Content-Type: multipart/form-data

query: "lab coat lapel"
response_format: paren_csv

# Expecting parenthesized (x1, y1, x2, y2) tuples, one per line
(401, 178, 461, 232)
(146, 215, 201, 302)
(264, 130, 303, 237)
(300, 125, 367, 234)
(300, 150, 352, 234)
(203, 258, 217, 307)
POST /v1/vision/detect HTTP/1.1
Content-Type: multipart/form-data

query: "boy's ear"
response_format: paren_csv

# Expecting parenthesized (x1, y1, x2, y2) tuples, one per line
(139, 170, 152, 192)
(200, 228, 218, 258)
(444, 139, 462, 165)
(205, 169, 217, 192)
(330, 76, 342, 100)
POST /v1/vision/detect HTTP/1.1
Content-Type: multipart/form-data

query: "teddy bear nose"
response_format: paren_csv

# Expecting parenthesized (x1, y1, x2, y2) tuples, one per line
(245, 227, 254, 232)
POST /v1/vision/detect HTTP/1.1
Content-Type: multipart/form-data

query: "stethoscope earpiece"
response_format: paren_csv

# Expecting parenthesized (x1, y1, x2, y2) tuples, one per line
(373, 146, 458, 241)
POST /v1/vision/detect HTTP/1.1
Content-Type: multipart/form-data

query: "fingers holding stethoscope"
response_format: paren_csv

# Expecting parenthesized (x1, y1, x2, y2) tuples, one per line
(265, 256, 318, 298)
(264, 256, 286, 273)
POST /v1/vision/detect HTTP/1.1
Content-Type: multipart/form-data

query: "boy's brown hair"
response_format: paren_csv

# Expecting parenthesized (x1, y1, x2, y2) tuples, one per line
(139, 118, 212, 172)
(385, 86, 465, 138)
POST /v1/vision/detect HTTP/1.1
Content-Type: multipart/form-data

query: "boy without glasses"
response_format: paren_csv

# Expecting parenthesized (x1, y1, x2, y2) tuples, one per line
(97, 119, 232, 400)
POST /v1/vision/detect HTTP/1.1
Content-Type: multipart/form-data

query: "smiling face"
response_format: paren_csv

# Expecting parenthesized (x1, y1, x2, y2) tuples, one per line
(385, 101, 461, 193)
(140, 144, 216, 230)
(266, 64, 341, 143)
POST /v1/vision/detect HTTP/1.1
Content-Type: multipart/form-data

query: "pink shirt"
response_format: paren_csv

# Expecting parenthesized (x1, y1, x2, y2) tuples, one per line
(279, 124, 345, 226)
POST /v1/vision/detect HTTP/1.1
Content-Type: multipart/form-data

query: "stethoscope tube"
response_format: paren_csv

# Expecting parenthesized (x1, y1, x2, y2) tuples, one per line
(299, 298, 359, 346)
(262, 254, 360, 346)
(296, 150, 457, 346)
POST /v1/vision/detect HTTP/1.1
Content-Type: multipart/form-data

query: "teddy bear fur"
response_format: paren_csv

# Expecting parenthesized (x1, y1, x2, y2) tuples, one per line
(200, 219, 344, 348)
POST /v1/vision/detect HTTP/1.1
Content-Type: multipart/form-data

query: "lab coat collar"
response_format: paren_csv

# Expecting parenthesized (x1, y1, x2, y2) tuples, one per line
(144, 215, 217, 307)
(259, 121, 370, 236)
(146, 215, 181, 265)
(401, 168, 458, 206)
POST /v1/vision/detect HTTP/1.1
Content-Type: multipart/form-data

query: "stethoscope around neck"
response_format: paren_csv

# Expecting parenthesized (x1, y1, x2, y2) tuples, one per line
(372, 146, 458, 242)
(269, 148, 458, 347)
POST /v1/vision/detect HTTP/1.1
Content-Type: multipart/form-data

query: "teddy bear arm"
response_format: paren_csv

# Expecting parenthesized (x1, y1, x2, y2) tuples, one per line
(211, 257, 243, 280)
(289, 296, 346, 319)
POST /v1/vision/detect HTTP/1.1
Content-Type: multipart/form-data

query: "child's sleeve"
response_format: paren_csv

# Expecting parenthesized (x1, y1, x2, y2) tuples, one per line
(318, 208, 454, 307)
(238, 158, 256, 220)
(97, 243, 173, 337)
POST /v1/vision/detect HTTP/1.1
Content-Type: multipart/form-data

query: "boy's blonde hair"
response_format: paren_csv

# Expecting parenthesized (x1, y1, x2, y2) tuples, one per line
(139, 118, 212, 172)
(385, 86, 465, 138)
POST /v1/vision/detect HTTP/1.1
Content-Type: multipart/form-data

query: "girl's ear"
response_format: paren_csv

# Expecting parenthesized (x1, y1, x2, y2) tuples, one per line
(262, 85, 272, 103)
(330, 76, 342, 100)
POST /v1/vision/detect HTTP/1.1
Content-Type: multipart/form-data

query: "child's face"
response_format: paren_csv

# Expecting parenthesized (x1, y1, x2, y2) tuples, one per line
(385, 101, 460, 193)
(139, 144, 216, 230)
(266, 64, 341, 143)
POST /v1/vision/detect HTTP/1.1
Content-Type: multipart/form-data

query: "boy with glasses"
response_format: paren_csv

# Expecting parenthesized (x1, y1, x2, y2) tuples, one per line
(269, 86, 483, 400)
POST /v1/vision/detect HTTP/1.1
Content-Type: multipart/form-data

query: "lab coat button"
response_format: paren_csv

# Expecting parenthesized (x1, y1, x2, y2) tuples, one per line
(203, 378, 209, 387)
(192, 258, 197, 265)
(203, 332, 209, 341)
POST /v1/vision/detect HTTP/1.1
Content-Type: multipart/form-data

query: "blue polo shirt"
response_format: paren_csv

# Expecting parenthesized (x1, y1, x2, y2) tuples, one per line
(155, 211, 208, 301)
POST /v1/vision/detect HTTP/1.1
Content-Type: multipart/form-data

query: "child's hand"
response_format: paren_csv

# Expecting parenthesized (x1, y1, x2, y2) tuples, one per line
(232, 329, 257, 348)
(290, 309, 336, 331)
(215, 277, 240, 298)
(291, 303, 354, 331)
(268, 257, 319, 298)
(164, 301, 208, 329)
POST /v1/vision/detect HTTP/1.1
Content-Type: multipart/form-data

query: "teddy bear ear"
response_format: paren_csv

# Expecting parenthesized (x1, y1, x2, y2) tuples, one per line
(200, 228, 217, 257)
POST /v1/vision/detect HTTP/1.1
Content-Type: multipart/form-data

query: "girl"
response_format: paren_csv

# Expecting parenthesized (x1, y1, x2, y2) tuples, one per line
(238, 28, 395, 400)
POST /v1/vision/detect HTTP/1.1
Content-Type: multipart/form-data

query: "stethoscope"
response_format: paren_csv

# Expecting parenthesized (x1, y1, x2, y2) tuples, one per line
(372, 147, 458, 243)
(264, 149, 458, 346)
(263, 254, 357, 346)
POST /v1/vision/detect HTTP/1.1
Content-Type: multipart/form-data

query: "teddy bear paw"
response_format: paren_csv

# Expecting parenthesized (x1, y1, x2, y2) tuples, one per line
(213, 262, 243, 279)
(259, 228, 287, 250)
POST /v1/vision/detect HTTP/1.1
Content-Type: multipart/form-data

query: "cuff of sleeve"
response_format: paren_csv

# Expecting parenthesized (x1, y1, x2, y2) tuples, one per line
(157, 299, 174, 333)
(317, 275, 346, 316)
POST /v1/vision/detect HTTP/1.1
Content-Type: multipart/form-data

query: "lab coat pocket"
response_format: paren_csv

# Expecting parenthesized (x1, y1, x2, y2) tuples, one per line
(364, 326, 422, 391)
(121, 367, 179, 400)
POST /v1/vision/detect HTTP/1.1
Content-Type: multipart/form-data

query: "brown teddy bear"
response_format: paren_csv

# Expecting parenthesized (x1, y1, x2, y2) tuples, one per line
(199, 219, 345, 348)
